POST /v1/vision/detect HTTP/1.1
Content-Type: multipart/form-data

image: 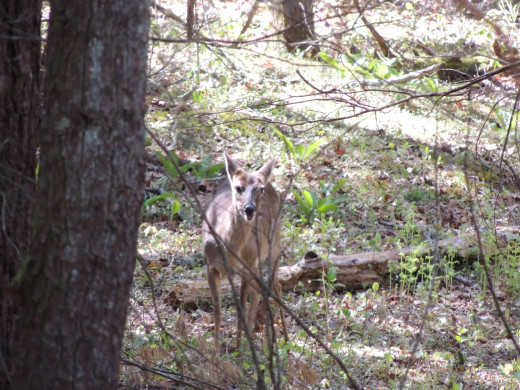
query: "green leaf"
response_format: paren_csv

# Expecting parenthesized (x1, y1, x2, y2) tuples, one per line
(295, 144, 305, 158)
(325, 266, 337, 283)
(304, 139, 325, 159)
(318, 52, 338, 68)
(293, 190, 312, 217)
(317, 203, 337, 215)
(179, 160, 201, 173)
(425, 77, 436, 92)
(274, 129, 295, 155)
(310, 191, 319, 208)
(292, 190, 305, 208)
(376, 63, 389, 79)
(331, 179, 346, 193)
(171, 199, 181, 216)
(302, 190, 315, 208)
(156, 151, 178, 177)
(368, 58, 377, 71)
(143, 192, 176, 207)
(388, 66, 399, 76)
(208, 163, 225, 178)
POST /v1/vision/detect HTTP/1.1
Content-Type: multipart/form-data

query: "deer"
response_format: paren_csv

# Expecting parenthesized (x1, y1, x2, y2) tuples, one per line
(202, 152, 289, 350)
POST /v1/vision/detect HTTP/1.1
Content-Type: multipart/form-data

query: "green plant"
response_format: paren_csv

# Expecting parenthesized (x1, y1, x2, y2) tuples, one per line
(442, 249, 458, 290)
(322, 264, 344, 291)
(389, 205, 428, 290)
(292, 179, 349, 225)
(494, 0, 520, 24)
(143, 153, 225, 218)
(404, 187, 433, 203)
(423, 76, 438, 92)
(492, 106, 520, 133)
(499, 359, 520, 389)
(292, 189, 346, 225)
(315, 263, 345, 337)
(143, 192, 181, 219)
(397, 250, 420, 294)
(156, 151, 224, 181)
(274, 128, 325, 163)
(455, 327, 472, 347)
(163, 152, 224, 181)
(399, 204, 422, 245)
(419, 144, 432, 160)
(397, 249, 435, 295)
(319, 52, 400, 80)
(492, 241, 520, 297)
(188, 156, 225, 180)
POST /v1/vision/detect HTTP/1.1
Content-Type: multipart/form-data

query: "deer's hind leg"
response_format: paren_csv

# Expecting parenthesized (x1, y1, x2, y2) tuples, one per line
(273, 275, 289, 342)
(237, 269, 261, 349)
(236, 277, 248, 348)
(207, 267, 222, 350)
(246, 277, 261, 340)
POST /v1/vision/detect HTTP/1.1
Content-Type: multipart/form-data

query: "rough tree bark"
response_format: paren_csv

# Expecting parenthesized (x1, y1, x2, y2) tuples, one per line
(0, 1, 41, 387)
(279, 0, 316, 53)
(10, 1, 150, 389)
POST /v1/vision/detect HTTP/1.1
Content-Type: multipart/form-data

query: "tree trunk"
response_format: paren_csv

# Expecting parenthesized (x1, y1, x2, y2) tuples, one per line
(0, 1, 41, 387)
(10, 1, 150, 389)
(280, 0, 315, 53)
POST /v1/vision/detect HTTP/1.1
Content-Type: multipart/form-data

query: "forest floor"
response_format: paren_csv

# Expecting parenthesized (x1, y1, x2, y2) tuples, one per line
(122, 0, 520, 388)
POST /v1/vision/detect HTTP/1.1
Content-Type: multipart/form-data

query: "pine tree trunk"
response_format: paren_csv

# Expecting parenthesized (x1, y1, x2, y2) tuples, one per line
(10, 1, 150, 389)
(0, 2, 41, 387)
(281, 0, 315, 53)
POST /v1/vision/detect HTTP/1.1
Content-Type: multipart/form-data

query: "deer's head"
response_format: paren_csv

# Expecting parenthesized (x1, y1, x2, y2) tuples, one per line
(224, 152, 275, 222)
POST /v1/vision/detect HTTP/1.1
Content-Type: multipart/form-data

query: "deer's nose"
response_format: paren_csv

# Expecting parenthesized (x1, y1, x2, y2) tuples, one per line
(244, 203, 256, 220)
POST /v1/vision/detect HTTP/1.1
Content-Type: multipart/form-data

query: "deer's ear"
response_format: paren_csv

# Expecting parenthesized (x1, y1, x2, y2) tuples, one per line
(257, 159, 275, 183)
(224, 152, 241, 180)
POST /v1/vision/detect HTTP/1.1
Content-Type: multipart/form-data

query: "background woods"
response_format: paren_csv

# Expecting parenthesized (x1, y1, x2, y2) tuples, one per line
(2, 0, 520, 389)
(136, 0, 520, 388)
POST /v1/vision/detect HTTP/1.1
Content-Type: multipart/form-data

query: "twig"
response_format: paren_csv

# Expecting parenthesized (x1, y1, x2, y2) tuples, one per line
(121, 358, 226, 390)
(237, 0, 261, 38)
(353, 0, 391, 57)
(398, 121, 442, 389)
(146, 129, 268, 388)
(131, 255, 239, 387)
(147, 128, 361, 390)
(186, 0, 196, 40)
(464, 153, 520, 356)
(289, 59, 520, 127)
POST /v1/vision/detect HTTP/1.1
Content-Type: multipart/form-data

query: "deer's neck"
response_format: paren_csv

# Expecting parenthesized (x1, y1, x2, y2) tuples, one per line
(225, 210, 255, 244)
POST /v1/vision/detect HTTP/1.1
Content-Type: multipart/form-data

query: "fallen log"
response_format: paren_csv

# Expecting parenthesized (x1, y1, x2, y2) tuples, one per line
(165, 228, 518, 308)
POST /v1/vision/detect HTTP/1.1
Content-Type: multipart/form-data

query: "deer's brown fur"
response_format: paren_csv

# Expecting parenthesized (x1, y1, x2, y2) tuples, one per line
(202, 152, 289, 349)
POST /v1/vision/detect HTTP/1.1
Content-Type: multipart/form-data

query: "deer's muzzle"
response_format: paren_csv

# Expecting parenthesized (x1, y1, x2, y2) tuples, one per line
(244, 203, 256, 220)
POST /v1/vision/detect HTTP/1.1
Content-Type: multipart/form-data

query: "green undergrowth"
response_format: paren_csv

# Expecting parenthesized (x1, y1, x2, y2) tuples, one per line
(124, 0, 520, 388)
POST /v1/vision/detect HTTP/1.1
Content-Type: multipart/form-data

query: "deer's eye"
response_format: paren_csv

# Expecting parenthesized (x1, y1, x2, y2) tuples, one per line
(258, 187, 264, 193)
(235, 186, 244, 194)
